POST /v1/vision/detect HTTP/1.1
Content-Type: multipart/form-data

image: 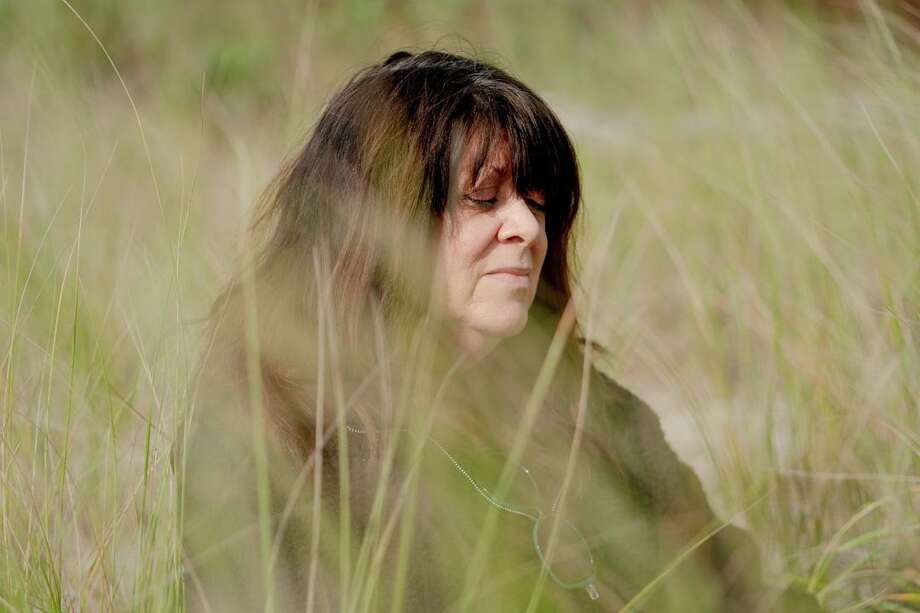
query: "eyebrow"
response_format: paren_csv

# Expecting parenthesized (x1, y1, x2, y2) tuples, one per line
(469, 162, 509, 188)
(465, 164, 547, 201)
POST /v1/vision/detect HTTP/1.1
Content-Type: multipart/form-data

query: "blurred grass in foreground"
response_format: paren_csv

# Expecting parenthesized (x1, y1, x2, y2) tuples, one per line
(1, 0, 919, 610)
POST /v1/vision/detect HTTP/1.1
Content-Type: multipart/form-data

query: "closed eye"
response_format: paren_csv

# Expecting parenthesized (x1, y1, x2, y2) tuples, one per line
(526, 198, 546, 213)
(465, 195, 498, 208)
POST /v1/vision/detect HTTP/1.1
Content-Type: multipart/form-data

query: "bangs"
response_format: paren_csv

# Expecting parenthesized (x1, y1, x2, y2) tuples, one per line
(457, 94, 580, 232)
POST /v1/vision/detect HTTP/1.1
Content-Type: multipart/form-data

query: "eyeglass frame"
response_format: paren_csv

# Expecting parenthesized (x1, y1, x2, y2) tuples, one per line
(428, 438, 600, 599)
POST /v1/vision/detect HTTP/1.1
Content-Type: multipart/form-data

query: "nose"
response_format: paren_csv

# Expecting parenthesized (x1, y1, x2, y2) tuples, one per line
(496, 194, 542, 245)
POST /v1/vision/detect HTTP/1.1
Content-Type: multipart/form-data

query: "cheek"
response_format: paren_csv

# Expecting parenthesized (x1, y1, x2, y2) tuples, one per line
(449, 216, 496, 271)
(535, 229, 549, 269)
(435, 216, 492, 302)
(460, 217, 499, 260)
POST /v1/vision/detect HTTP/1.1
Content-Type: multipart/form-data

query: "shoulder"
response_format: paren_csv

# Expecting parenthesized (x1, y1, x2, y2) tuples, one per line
(585, 368, 680, 473)
(583, 366, 719, 519)
(588, 367, 654, 425)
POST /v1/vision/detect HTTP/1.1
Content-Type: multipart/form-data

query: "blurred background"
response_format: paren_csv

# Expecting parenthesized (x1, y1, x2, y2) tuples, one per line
(1, 0, 919, 610)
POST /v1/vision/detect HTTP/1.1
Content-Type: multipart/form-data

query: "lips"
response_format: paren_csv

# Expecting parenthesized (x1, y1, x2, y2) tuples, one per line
(484, 267, 533, 291)
(486, 267, 531, 277)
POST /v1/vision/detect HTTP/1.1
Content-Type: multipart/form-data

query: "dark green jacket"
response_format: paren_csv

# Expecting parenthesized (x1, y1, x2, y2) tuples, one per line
(181, 336, 822, 613)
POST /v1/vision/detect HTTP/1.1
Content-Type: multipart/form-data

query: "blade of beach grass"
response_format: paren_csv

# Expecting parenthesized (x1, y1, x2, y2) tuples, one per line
(1, 125, 6, 264)
(283, 0, 320, 140)
(305, 248, 328, 613)
(807, 485, 920, 594)
(26, 216, 81, 604)
(236, 162, 275, 613)
(859, 0, 904, 70)
(2, 64, 36, 599)
(123, 313, 159, 613)
(323, 264, 353, 610)
(56, 0, 164, 224)
(817, 523, 920, 600)
(619, 491, 769, 613)
(277, 244, 355, 607)
(56, 139, 88, 604)
(383, 441, 420, 613)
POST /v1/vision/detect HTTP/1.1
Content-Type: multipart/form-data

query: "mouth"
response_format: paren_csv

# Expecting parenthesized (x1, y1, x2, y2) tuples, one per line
(484, 267, 533, 290)
(486, 267, 531, 277)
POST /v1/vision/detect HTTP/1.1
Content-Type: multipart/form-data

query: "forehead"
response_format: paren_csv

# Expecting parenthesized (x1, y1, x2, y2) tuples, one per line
(456, 134, 511, 189)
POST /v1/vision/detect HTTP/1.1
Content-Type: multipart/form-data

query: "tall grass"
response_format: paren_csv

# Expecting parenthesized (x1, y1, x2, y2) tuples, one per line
(1, 1, 918, 610)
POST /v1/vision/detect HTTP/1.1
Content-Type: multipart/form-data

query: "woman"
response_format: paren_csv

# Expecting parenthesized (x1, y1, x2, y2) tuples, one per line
(181, 50, 821, 612)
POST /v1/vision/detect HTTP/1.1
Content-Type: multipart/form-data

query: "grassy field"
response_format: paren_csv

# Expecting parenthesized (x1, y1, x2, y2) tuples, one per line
(1, 1, 918, 610)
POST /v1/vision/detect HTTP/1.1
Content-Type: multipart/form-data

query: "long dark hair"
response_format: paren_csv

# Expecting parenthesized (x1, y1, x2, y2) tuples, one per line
(204, 49, 583, 461)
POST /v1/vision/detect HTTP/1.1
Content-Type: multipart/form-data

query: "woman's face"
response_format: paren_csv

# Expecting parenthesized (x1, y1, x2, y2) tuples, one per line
(433, 140, 548, 357)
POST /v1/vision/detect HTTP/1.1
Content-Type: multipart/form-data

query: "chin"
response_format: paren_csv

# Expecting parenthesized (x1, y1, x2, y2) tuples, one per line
(476, 307, 529, 340)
